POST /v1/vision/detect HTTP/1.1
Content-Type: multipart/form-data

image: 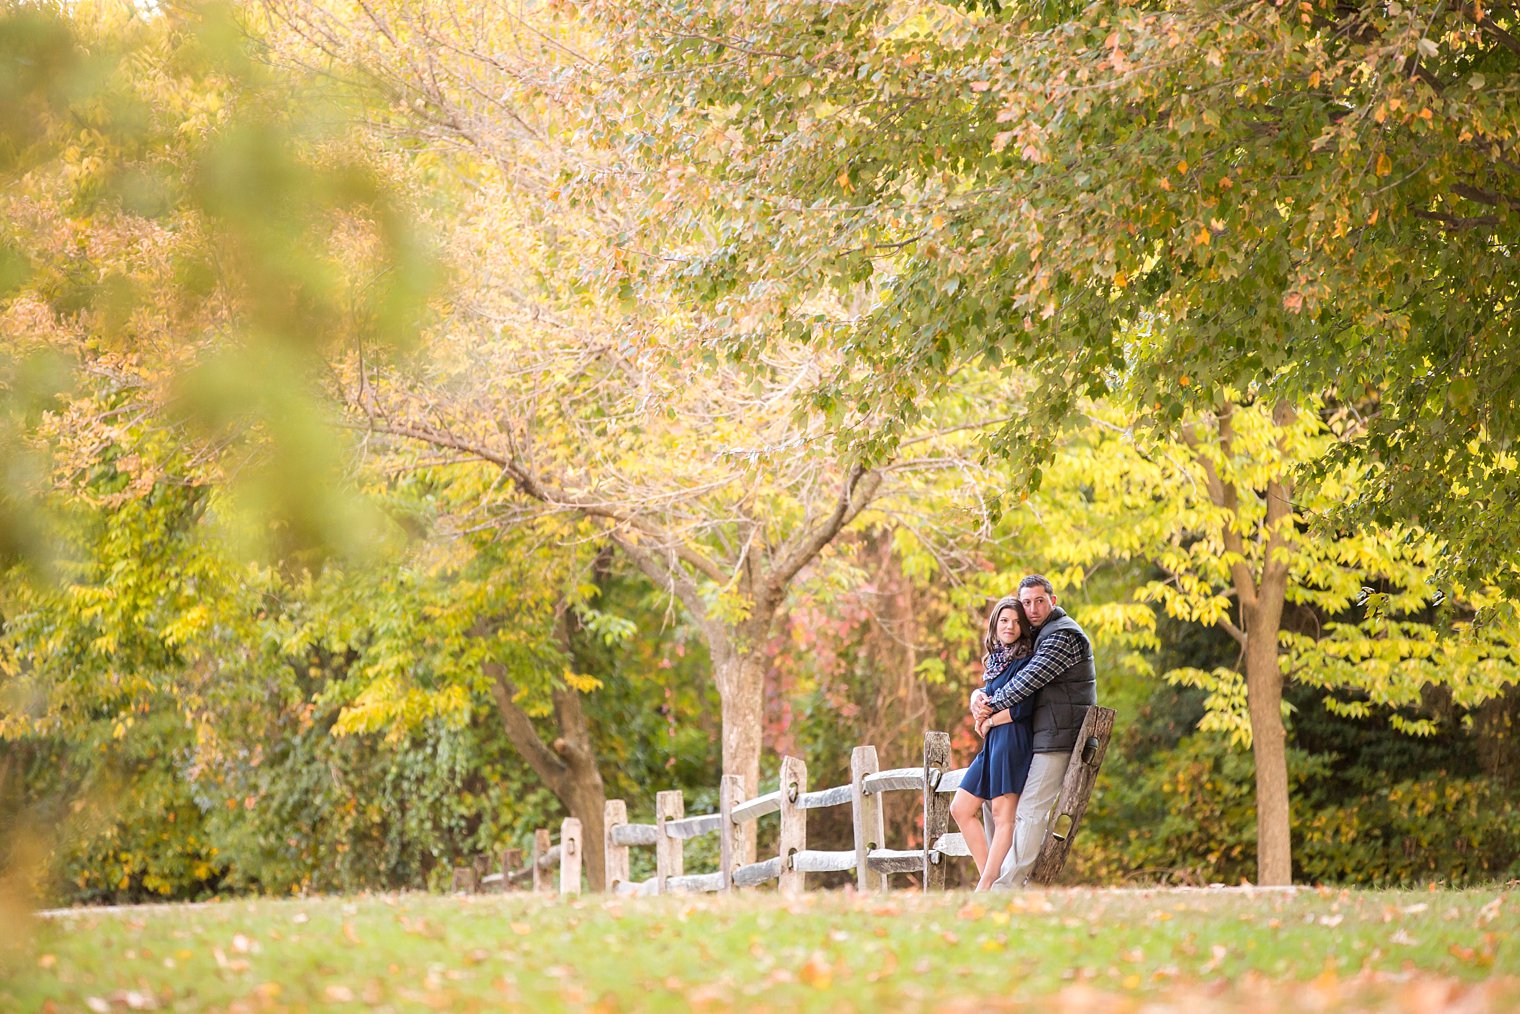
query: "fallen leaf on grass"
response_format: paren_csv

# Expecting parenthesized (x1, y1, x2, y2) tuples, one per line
(400, 916, 442, 939)
(799, 951, 832, 990)
(324, 985, 354, 1002)
(866, 948, 899, 982)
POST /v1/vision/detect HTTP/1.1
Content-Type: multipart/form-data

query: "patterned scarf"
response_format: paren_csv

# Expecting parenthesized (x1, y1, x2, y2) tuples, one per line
(983, 639, 1026, 684)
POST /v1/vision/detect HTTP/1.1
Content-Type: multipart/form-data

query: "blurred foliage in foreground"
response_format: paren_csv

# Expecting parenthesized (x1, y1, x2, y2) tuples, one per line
(0, 0, 436, 567)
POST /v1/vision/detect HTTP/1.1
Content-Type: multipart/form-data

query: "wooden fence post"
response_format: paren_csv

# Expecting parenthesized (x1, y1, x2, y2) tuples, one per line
(655, 789, 684, 894)
(923, 731, 951, 892)
(1029, 706, 1117, 885)
(450, 863, 478, 893)
(851, 745, 886, 893)
(500, 847, 522, 892)
(532, 828, 551, 893)
(604, 799, 629, 893)
(778, 755, 808, 897)
(719, 774, 746, 891)
(559, 817, 583, 896)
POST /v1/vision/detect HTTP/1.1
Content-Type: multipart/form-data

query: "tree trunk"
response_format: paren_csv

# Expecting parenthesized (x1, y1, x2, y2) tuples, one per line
(711, 640, 768, 863)
(1198, 401, 1297, 887)
(1242, 603, 1292, 885)
(551, 735, 608, 892)
(485, 665, 609, 890)
(1245, 403, 1298, 887)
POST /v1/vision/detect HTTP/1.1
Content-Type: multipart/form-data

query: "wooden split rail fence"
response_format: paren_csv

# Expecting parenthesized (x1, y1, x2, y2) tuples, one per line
(479, 707, 1116, 897)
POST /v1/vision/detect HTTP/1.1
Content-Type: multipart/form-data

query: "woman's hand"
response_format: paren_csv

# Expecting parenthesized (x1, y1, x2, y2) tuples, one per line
(969, 688, 989, 724)
(979, 710, 1014, 737)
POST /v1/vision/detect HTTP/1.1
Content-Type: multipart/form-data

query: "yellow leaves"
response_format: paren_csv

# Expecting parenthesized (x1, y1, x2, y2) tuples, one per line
(1193, 227, 1211, 247)
(835, 170, 854, 194)
(562, 668, 603, 693)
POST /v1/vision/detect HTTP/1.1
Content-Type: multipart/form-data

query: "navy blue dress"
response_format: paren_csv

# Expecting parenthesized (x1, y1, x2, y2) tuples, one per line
(961, 653, 1036, 799)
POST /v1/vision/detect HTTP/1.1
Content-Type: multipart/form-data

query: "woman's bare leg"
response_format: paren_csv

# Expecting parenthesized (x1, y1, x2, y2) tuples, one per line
(977, 794, 1020, 891)
(950, 788, 990, 880)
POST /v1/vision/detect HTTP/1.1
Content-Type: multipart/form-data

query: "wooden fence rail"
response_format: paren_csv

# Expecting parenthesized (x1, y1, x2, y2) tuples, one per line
(474, 707, 1115, 897)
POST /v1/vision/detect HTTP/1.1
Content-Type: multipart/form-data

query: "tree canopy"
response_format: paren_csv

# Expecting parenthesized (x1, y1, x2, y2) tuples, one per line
(567, 0, 1520, 584)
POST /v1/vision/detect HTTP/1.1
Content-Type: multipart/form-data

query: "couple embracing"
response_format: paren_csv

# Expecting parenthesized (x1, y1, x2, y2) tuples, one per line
(951, 575, 1097, 890)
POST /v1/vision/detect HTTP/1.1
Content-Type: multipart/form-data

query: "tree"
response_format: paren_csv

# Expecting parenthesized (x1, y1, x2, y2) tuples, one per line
(1033, 397, 1520, 884)
(0, 385, 617, 898)
(253, 1, 1014, 831)
(285, 489, 623, 889)
(562, 0, 1520, 587)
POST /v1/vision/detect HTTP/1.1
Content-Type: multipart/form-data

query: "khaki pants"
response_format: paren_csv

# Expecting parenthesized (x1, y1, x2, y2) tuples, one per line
(991, 750, 1065, 889)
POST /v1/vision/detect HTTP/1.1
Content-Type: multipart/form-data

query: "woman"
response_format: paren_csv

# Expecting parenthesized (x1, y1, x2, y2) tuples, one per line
(950, 595, 1036, 891)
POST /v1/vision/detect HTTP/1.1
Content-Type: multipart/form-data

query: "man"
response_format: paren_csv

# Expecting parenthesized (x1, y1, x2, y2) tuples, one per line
(969, 574, 1097, 888)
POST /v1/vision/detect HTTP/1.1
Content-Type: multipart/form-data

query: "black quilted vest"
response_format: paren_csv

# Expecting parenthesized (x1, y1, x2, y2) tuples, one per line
(1030, 609, 1098, 753)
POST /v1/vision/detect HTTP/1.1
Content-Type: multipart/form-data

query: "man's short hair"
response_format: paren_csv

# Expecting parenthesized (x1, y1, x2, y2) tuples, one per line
(1018, 574, 1054, 596)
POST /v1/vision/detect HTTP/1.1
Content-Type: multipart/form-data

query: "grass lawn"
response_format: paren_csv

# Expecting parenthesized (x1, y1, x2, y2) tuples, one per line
(4, 886, 1516, 1011)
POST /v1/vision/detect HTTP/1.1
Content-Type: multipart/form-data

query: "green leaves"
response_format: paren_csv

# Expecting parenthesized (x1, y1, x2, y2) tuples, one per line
(570, 0, 1520, 588)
